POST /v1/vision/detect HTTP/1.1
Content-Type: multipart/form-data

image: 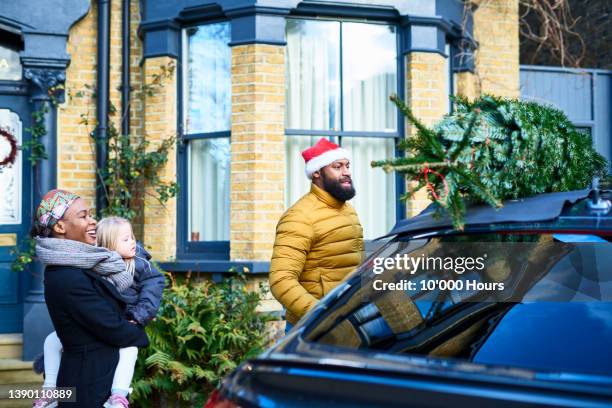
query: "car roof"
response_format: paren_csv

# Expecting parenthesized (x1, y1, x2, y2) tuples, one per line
(382, 189, 612, 238)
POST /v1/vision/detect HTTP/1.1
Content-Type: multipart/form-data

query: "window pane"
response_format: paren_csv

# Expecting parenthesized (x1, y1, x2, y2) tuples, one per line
(286, 19, 340, 130)
(341, 137, 396, 239)
(285, 135, 321, 209)
(188, 138, 230, 241)
(342, 23, 397, 132)
(0, 45, 21, 81)
(576, 127, 592, 140)
(185, 23, 231, 134)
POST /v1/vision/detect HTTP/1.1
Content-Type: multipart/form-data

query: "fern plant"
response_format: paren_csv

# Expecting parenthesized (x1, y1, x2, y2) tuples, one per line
(131, 269, 271, 407)
(372, 94, 608, 229)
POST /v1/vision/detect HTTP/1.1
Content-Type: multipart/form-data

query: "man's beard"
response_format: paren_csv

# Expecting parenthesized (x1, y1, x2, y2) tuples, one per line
(321, 172, 356, 202)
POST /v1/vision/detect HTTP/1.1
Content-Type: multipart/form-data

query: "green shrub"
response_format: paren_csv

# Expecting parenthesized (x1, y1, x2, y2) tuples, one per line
(131, 270, 271, 407)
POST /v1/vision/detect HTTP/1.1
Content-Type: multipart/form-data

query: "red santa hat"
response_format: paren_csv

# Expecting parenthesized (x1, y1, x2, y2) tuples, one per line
(301, 138, 351, 179)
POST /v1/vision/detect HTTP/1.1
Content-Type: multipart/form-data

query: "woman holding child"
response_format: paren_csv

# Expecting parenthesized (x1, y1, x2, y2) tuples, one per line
(30, 190, 165, 408)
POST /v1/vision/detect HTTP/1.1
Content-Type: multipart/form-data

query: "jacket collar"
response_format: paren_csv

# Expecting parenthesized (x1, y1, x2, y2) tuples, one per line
(310, 183, 344, 209)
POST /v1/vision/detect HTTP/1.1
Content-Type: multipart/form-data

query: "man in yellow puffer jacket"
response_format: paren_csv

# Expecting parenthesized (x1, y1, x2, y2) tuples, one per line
(270, 138, 364, 331)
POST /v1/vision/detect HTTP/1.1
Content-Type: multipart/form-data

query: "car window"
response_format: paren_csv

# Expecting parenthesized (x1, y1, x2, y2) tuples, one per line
(303, 233, 612, 375)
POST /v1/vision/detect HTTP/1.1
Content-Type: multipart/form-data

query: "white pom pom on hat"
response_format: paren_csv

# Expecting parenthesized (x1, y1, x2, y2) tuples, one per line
(301, 138, 351, 179)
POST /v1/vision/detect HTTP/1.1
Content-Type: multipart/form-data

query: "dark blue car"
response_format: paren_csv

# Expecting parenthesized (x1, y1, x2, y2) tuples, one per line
(206, 189, 612, 408)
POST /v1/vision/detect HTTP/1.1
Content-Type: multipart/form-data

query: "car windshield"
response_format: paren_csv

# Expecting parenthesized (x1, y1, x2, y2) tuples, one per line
(303, 232, 612, 376)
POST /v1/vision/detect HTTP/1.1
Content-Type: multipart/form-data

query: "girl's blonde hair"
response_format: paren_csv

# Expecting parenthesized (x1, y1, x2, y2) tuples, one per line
(96, 216, 135, 275)
(96, 216, 134, 250)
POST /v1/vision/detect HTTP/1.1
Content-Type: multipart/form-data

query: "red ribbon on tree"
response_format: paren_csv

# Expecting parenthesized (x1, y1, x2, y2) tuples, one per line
(0, 128, 19, 168)
(419, 165, 449, 202)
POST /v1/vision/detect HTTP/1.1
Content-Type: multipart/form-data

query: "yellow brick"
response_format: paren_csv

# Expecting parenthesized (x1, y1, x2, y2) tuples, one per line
(74, 172, 94, 180)
(60, 181, 79, 189)
(472, 0, 519, 97)
(233, 84, 256, 94)
(265, 53, 284, 65)
(73, 153, 93, 161)
(232, 53, 256, 65)
(232, 64, 257, 75)
(61, 162, 77, 170)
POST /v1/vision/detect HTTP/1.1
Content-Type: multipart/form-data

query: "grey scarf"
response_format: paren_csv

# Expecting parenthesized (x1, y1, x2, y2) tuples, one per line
(35, 237, 133, 293)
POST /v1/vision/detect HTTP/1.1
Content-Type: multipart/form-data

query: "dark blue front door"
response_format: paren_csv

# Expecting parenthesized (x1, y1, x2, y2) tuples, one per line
(0, 88, 31, 333)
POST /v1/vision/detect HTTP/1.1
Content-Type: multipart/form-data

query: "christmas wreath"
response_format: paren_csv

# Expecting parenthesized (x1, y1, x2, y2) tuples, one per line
(372, 94, 609, 230)
(0, 127, 19, 168)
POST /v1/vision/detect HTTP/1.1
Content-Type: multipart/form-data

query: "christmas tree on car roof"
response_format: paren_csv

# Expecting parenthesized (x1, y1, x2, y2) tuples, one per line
(372, 94, 609, 230)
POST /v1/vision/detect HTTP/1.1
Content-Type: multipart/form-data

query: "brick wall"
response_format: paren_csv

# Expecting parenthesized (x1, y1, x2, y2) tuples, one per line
(230, 44, 286, 262)
(454, 72, 478, 101)
(403, 52, 450, 216)
(57, 2, 97, 205)
(127, 0, 146, 239)
(58, 0, 144, 214)
(141, 56, 178, 261)
(456, 0, 520, 98)
(128, 0, 143, 144)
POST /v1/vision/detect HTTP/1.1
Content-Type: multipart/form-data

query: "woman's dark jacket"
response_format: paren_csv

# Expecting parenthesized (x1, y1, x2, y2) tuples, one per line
(121, 242, 165, 325)
(45, 264, 148, 407)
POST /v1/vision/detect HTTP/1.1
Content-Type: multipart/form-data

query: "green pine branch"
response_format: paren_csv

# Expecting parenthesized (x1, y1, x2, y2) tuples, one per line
(372, 94, 609, 229)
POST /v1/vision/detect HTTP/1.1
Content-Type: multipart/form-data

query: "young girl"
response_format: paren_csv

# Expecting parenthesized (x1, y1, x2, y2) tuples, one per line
(33, 216, 165, 408)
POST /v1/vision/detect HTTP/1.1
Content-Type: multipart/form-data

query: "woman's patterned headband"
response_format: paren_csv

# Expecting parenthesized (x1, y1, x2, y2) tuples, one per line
(34, 189, 79, 237)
